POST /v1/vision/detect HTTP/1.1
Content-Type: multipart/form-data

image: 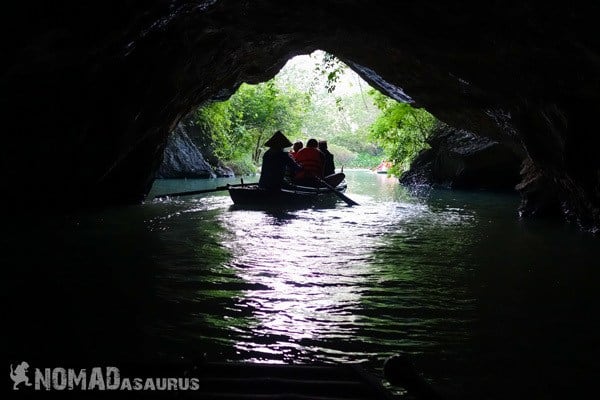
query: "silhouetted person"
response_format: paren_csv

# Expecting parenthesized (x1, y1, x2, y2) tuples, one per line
(258, 131, 302, 190)
(318, 140, 335, 176)
(290, 141, 303, 159)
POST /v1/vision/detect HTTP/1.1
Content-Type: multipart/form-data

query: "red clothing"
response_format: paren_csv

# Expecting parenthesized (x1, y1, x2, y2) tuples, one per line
(294, 147, 324, 180)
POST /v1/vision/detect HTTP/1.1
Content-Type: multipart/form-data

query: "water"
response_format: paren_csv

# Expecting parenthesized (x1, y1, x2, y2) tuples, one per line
(5, 170, 599, 399)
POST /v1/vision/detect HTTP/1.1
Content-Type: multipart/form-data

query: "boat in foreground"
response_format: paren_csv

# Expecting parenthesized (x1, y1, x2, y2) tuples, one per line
(228, 181, 348, 207)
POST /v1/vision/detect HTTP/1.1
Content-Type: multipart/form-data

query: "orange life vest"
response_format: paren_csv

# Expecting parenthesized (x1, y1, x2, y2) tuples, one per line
(294, 147, 324, 179)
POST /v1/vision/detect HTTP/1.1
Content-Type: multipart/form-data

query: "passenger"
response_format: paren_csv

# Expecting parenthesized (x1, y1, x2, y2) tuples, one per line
(318, 139, 346, 187)
(318, 140, 335, 176)
(258, 131, 302, 190)
(285, 141, 304, 181)
(294, 138, 325, 186)
(289, 141, 303, 159)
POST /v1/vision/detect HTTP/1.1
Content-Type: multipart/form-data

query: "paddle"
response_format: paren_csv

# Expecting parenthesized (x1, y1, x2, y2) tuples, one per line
(313, 176, 359, 206)
(154, 182, 257, 199)
(383, 354, 443, 400)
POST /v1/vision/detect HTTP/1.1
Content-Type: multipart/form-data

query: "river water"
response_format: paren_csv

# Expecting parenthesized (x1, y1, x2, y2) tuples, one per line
(5, 170, 599, 399)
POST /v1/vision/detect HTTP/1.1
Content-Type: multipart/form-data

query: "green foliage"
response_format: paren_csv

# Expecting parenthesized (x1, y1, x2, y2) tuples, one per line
(222, 156, 257, 176)
(368, 89, 437, 174)
(350, 153, 384, 169)
(302, 89, 382, 157)
(193, 81, 310, 167)
(314, 52, 347, 94)
(229, 81, 310, 163)
(327, 143, 357, 166)
(194, 101, 234, 164)
(191, 51, 433, 176)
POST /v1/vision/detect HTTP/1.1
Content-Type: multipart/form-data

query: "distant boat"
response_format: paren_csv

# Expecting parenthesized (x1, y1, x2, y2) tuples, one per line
(374, 161, 392, 174)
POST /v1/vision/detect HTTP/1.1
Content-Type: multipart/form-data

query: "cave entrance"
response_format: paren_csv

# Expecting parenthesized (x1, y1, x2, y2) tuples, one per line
(158, 50, 437, 181)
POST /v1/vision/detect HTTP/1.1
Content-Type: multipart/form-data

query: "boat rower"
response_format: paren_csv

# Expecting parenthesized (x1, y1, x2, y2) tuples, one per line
(258, 131, 303, 190)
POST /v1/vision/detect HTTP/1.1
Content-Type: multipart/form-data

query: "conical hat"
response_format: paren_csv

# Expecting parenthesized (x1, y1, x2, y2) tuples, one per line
(264, 130, 292, 148)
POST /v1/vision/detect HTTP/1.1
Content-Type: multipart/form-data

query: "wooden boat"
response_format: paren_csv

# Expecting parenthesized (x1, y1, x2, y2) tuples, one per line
(228, 181, 348, 207)
(192, 361, 400, 400)
(186, 354, 440, 399)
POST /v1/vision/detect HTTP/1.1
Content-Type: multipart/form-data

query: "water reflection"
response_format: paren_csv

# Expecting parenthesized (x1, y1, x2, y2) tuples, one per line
(145, 171, 503, 387)
(8, 170, 598, 399)
(218, 209, 365, 362)
(201, 175, 478, 366)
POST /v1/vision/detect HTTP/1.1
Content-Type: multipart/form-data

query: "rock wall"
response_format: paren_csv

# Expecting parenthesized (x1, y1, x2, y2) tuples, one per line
(400, 124, 524, 191)
(3, 1, 600, 229)
(156, 117, 233, 179)
(157, 124, 215, 179)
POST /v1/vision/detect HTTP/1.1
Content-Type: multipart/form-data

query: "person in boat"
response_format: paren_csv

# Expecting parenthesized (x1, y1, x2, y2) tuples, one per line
(289, 140, 303, 159)
(318, 139, 347, 187)
(285, 141, 303, 181)
(318, 140, 335, 176)
(258, 130, 303, 190)
(293, 138, 325, 186)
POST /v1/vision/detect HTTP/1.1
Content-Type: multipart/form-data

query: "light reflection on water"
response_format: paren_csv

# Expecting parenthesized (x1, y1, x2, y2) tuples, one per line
(7, 170, 599, 399)
(144, 170, 600, 399)
(213, 182, 474, 365)
(145, 170, 483, 391)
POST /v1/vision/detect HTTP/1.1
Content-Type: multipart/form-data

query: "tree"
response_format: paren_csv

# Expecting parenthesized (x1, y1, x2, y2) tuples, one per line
(192, 51, 433, 173)
(368, 89, 437, 174)
(193, 81, 310, 171)
(229, 82, 310, 163)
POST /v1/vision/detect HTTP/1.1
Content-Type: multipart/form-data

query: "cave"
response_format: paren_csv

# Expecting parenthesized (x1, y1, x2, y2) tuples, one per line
(4, 1, 600, 230)
(4, 2, 600, 399)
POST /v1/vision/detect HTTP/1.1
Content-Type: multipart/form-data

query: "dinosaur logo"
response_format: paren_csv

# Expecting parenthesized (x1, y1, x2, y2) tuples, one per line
(10, 361, 32, 390)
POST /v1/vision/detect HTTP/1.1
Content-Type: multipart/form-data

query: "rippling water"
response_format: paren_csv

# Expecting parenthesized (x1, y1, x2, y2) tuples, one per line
(5, 170, 600, 399)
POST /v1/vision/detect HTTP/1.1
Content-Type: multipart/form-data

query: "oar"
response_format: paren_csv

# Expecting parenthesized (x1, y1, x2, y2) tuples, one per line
(154, 182, 257, 199)
(383, 354, 443, 400)
(314, 176, 359, 206)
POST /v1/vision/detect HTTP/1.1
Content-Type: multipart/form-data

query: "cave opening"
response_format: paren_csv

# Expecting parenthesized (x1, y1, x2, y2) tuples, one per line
(155, 48, 522, 202)
(156, 49, 437, 184)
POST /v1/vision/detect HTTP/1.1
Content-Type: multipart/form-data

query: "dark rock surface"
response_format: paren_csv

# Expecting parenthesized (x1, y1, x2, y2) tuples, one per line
(156, 123, 216, 179)
(515, 158, 564, 219)
(156, 117, 234, 179)
(400, 124, 524, 191)
(3, 2, 600, 229)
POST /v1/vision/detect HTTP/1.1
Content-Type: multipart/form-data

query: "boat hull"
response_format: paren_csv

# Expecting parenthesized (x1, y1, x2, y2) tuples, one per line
(228, 183, 347, 207)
